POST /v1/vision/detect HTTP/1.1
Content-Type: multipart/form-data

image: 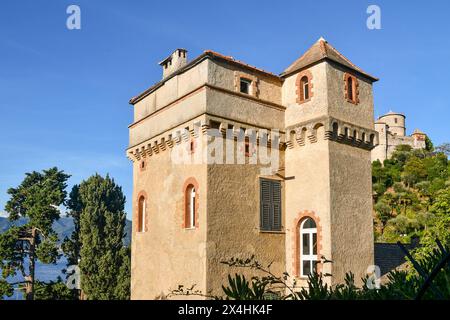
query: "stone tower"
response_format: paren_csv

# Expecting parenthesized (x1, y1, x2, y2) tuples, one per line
(280, 38, 378, 286)
(127, 39, 378, 299)
(378, 112, 406, 136)
(372, 111, 427, 162)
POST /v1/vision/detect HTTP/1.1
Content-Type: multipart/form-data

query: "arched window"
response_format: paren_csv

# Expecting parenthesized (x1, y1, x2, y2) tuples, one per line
(344, 73, 359, 104)
(185, 184, 197, 229)
(299, 218, 318, 277)
(301, 76, 309, 101)
(347, 77, 353, 101)
(296, 71, 313, 104)
(138, 196, 146, 233)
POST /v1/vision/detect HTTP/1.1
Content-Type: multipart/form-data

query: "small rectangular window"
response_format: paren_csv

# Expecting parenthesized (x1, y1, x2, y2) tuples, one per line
(240, 78, 251, 94)
(260, 179, 282, 231)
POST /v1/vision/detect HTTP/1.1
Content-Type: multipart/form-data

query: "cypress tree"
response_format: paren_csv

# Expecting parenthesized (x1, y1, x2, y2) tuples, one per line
(67, 174, 130, 300)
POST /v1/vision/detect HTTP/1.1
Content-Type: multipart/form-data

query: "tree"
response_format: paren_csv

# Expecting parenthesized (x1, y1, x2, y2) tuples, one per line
(413, 187, 450, 259)
(62, 185, 82, 265)
(435, 143, 450, 157)
(68, 174, 130, 300)
(34, 278, 79, 300)
(425, 136, 434, 152)
(0, 168, 70, 300)
(374, 200, 393, 234)
(402, 156, 427, 187)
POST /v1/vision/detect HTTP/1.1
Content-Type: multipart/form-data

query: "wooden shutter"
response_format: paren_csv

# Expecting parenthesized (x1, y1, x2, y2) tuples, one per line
(272, 181, 282, 230)
(260, 179, 282, 231)
(260, 179, 271, 230)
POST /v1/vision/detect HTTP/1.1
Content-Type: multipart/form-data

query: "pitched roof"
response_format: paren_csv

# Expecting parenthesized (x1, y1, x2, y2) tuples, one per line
(280, 37, 378, 81)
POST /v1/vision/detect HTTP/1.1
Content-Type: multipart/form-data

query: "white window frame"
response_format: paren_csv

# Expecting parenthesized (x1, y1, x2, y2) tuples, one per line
(139, 197, 146, 233)
(302, 78, 309, 100)
(299, 218, 318, 277)
(188, 187, 196, 229)
(240, 78, 252, 95)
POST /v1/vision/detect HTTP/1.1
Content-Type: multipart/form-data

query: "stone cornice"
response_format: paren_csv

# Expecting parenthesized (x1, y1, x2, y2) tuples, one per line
(127, 116, 286, 162)
(285, 116, 378, 151)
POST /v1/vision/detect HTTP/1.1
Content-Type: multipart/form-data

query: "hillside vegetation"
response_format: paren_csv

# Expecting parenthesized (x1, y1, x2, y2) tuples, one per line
(372, 142, 450, 257)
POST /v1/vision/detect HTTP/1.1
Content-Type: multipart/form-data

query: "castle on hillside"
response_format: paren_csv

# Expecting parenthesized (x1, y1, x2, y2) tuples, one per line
(371, 111, 427, 163)
(127, 38, 379, 299)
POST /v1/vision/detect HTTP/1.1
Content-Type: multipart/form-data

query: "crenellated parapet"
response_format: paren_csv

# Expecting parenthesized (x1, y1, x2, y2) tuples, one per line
(127, 117, 286, 162)
(286, 116, 378, 151)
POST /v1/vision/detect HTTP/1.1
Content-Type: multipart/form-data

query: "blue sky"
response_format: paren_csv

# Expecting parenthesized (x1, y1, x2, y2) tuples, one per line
(0, 0, 449, 219)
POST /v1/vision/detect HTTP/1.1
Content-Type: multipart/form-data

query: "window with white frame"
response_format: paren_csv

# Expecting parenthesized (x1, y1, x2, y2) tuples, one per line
(301, 76, 309, 100)
(240, 78, 252, 95)
(138, 196, 146, 233)
(185, 185, 196, 228)
(299, 218, 318, 277)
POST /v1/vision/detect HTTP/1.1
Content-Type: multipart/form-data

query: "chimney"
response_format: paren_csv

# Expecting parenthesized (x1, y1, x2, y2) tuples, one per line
(159, 49, 188, 79)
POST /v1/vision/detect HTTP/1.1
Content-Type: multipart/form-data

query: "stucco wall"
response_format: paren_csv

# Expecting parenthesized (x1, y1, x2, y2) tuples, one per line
(133, 59, 209, 123)
(129, 89, 207, 148)
(283, 63, 329, 128)
(207, 60, 282, 104)
(131, 147, 208, 300)
(329, 141, 374, 285)
(206, 161, 285, 297)
(326, 63, 375, 129)
(206, 88, 284, 131)
(284, 135, 333, 287)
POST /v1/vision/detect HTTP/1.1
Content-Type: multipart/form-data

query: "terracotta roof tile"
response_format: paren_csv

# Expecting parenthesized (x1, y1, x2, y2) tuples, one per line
(281, 37, 378, 81)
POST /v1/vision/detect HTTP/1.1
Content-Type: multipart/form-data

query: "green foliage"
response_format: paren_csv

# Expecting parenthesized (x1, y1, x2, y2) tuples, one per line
(34, 278, 79, 300)
(70, 174, 130, 300)
(435, 143, 450, 157)
(171, 253, 450, 300)
(221, 274, 269, 300)
(0, 168, 70, 299)
(62, 185, 82, 266)
(372, 141, 450, 244)
(204, 251, 450, 300)
(0, 279, 14, 299)
(425, 136, 434, 152)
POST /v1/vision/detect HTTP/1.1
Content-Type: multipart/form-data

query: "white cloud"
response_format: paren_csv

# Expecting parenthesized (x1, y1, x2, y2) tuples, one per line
(0, 211, 9, 218)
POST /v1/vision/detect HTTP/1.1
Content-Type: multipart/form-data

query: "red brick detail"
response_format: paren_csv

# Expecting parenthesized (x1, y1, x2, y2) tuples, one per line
(136, 190, 148, 232)
(292, 210, 323, 278)
(295, 70, 314, 104)
(182, 177, 200, 229)
(343, 72, 360, 105)
(234, 72, 259, 98)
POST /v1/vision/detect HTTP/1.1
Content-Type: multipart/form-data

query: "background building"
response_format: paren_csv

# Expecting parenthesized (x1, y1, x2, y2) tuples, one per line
(372, 111, 427, 163)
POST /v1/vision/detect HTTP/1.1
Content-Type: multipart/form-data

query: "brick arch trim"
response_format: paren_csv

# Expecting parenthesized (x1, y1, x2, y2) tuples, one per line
(295, 70, 314, 104)
(292, 210, 323, 277)
(343, 72, 360, 104)
(136, 190, 148, 232)
(182, 177, 200, 228)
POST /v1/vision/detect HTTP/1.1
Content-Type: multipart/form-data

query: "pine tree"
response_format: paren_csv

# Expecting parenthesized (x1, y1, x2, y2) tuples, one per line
(0, 168, 70, 300)
(68, 174, 130, 300)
